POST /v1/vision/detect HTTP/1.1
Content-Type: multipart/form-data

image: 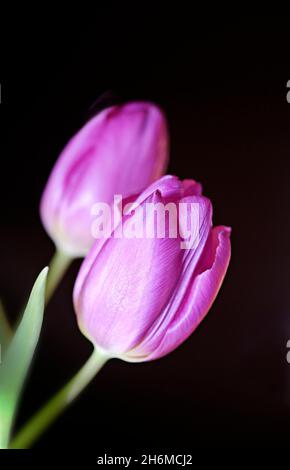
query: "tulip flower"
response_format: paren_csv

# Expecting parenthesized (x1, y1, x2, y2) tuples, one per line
(11, 175, 231, 449)
(74, 175, 231, 361)
(39, 101, 169, 300)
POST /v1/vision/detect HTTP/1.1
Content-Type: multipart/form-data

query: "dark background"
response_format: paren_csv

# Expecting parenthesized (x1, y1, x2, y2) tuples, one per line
(1, 9, 290, 453)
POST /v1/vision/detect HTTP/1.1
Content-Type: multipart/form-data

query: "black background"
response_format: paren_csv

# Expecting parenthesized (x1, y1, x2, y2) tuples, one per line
(1, 8, 290, 454)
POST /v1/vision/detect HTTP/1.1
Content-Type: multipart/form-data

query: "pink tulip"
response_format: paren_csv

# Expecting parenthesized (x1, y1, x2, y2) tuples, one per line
(40, 102, 169, 257)
(73, 175, 231, 361)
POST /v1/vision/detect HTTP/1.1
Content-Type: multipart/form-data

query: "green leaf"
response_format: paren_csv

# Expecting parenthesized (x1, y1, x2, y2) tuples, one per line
(0, 267, 48, 449)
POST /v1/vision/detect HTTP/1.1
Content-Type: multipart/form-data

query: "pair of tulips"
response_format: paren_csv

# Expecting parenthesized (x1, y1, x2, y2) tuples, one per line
(1, 101, 231, 448)
(42, 102, 231, 360)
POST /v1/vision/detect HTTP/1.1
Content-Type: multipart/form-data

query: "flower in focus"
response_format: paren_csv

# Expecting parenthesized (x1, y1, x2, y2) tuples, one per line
(73, 175, 231, 362)
(40, 102, 169, 257)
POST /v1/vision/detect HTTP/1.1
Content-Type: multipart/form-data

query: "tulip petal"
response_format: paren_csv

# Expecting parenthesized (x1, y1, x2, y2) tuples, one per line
(181, 179, 202, 196)
(74, 192, 184, 355)
(73, 179, 184, 315)
(124, 195, 214, 360)
(130, 225, 231, 361)
(129, 175, 182, 209)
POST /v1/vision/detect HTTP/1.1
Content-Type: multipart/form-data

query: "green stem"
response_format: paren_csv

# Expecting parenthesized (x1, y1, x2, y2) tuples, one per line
(0, 298, 12, 351)
(45, 250, 72, 303)
(10, 348, 108, 449)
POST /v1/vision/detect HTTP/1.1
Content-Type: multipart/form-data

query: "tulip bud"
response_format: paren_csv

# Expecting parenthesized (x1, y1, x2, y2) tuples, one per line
(73, 175, 231, 362)
(40, 102, 169, 257)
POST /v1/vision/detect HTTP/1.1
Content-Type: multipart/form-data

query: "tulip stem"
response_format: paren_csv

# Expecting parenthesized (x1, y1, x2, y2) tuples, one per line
(45, 250, 72, 302)
(0, 298, 12, 349)
(10, 348, 108, 449)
